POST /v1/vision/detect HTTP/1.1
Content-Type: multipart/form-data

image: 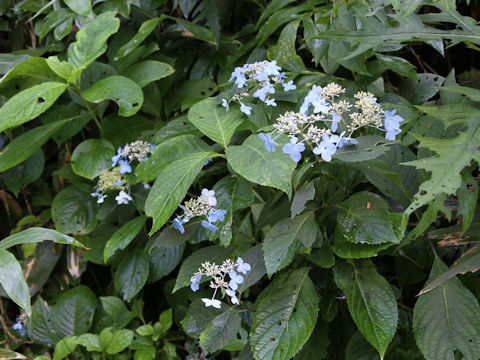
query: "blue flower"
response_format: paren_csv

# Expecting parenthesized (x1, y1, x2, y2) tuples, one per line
(229, 67, 247, 88)
(282, 80, 296, 92)
(112, 147, 123, 167)
(337, 136, 359, 148)
(118, 159, 132, 174)
(282, 137, 306, 162)
(300, 85, 330, 115)
(12, 320, 26, 336)
(229, 270, 244, 290)
(384, 109, 404, 140)
(240, 102, 252, 115)
(313, 134, 340, 162)
(236, 257, 251, 274)
(331, 111, 341, 132)
(265, 98, 277, 106)
(115, 190, 132, 205)
(173, 217, 188, 234)
(222, 98, 229, 112)
(204, 158, 212, 166)
(190, 274, 202, 292)
(150, 144, 157, 151)
(201, 220, 218, 232)
(201, 188, 217, 206)
(226, 288, 239, 305)
(208, 209, 227, 223)
(258, 133, 278, 152)
(253, 82, 275, 102)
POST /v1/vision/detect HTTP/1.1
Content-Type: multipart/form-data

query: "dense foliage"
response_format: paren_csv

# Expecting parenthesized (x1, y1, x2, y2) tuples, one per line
(1, 0, 480, 359)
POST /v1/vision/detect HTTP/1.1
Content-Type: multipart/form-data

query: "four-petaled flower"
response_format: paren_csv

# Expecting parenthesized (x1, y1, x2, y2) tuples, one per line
(190, 274, 202, 292)
(112, 147, 122, 167)
(384, 109, 404, 141)
(265, 98, 277, 106)
(201, 220, 218, 232)
(282, 80, 296, 92)
(226, 289, 239, 305)
(258, 133, 278, 152)
(236, 257, 251, 274)
(118, 159, 132, 174)
(201, 188, 217, 206)
(202, 298, 222, 309)
(313, 133, 340, 162)
(208, 209, 227, 223)
(229, 271, 244, 291)
(240, 102, 252, 115)
(282, 137, 306, 162)
(115, 190, 132, 205)
(173, 217, 188, 234)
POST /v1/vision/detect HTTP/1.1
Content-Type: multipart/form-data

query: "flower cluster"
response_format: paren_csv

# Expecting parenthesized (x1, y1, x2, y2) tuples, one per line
(172, 189, 227, 234)
(258, 83, 404, 163)
(90, 167, 129, 204)
(111, 140, 155, 174)
(223, 60, 296, 115)
(190, 257, 251, 308)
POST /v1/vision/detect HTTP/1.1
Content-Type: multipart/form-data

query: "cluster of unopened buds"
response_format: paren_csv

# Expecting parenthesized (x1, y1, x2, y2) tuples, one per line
(257, 82, 404, 163)
(190, 257, 251, 308)
(172, 188, 227, 234)
(91, 140, 155, 205)
(222, 60, 296, 115)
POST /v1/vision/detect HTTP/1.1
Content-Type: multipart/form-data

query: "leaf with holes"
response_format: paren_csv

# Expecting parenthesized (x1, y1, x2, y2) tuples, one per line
(250, 268, 318, 360)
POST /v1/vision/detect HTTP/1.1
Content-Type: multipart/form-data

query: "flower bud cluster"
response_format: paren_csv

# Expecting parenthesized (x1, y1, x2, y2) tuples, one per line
(223, 60, 296, 115)
(172, 189, 227, 234)
(112, 140, 156, 175)
(258, 82, 404, 163)
(91, 167, 127, 204)
(190, 257, 251, 308)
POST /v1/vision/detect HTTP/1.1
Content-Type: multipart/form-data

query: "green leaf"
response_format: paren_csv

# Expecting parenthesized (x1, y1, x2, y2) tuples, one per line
(457, 173, 478, 234)
(52, 184, 99, 235)
(114, 249, 149, 302)
(0, 248, 31, 316)
(71, 139, 115, 180)
(167, 78, 217, 112)
(53, 285, 97, 337)
(64, 0, 91, 16)
(250, 268, 319, 360)
(226, 133, 296, 198)
(42, 103, 92, 145)
(100, 296, 135, 329)
(4, 150, 44, 196)
(294, 321, 330, 360)
(199, 308, 242, 352)
(136, 135, 210, 182)
(99, 327, 134, 354)
(35, 9, 74, 41)
(104, 215, 147, 262)
(0, 349, 27, 359)
(27, 297, 60, 346)
(375, 54, 417, 80)
(77, 333, 102, 351)
(334, 136, 390, 163)
(120, 60, 175, 88)
(267, 20, 305, 72)
(345, 332, 380, 360)
(334, 260, 398, 358)
(263, 212, 317, 275)
(181, 300, 227, 338)
(82, 75, 143, 117)
(0, 82, 67, 133)
(336, 192, 399, 245)
(188, 98, 244, 148)
(0, 121, 65, 172)
(173, 245, 235, 292)
(167, 15, 216, 44)
(68, 12, 120, 70)
(291, 181, 315, 217)
(145, 151, 214, 235)
(0, 227, 83, 250)
(53, 336, 78, 360)
(148, 242, 185, 283)
(237, 245, 267, 294)
(332, 227, 396, 259)
(402, 117, 480, 227)
(413, 257, 480, 360)
(115, 18, 161, 60)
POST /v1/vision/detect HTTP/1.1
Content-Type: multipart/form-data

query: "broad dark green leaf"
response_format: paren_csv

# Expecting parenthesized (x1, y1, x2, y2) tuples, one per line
(413, 257, 480, 360)
(291, 181, 315, 217)
(53, 285, 97, 337)
(399, 73, 445, 104)
(27, 297, 61, 346)
(82, 75, 143, 117)
(120, 60, 174, 88)
(345, 332, 380, 360)
(104, 215, 147, 262)
(42, 103, 92, 145)
(0, 248, 31, 315)
(188, 97, 244, 148)
(77, 333, 102, 351)
(267, 20, 305, 72)
(64, 0, 91, 16)
(99, 327, 134, 354)
(294, 321, 329, 360)
(375, 54, 417, 80)
(100, 296, 135, 329)
(115, 18, 161, 60)
(53, 336, 78, 360)
(0, 82, 67, 133)
(263, 212, 317, 275)
(4, 150, 44, 196)
(250, 268, 318, 360)
(71, 139, 115, 180)
(332, 229, 395, 259)
(0, 227, 83, 250)
(226, 133, 296, 198)
(52, 184, 99, 235)
(114, 250, 149, 302)
(335, 136, 390, 163)
(180, 299, 227, 338)
(457, 173, 478, 234)
(200, 308, 242, 352)
(148, 243, 185, 283)
(237, 245, 267, 294)
(334, 260, 398, 358)
(145, 151, 214, 235)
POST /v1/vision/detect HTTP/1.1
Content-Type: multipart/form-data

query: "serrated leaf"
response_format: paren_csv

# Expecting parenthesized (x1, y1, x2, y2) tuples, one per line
(148, 243, 185, 283)
(120, 60, 174, 88)
(68, 12, 120, 69)
(334, 260, 398, 358)
(71, 139, 115, 180)
(104, 215, 147, 262)
(345, 332, 380, 360)
(173, 245, 235, 293)
(457, 173, 478, 234)
(291, 181, 315, 217)
(181, 299, 227, 338)
(226, 133, 296, 198)
(100, 328, 134, 354)
(0, 249, 31, 316)
(53, 285, 97, 337)
(336, 192, 398, 245)
(237, 245, 267, 294)
(114, 250, 149, 302)
(188, 97, 244, 148)
(0, 82, 67, 133)
(413, 257, 480, 360)
(145, 152, 214, 235)
(82, 75, 143, 117)
(334, 136, 390, 163)
(0, 227, 83, 250)
(263, 212, 317, 275)
(250, 268, 319, 360)
(27, 297, 60, 346)
(200, 308, 242, 352)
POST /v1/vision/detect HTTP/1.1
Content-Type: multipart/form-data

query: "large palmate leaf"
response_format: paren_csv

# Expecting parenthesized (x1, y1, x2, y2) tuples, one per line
(250, 268, 318, 360)
(0, 249, 31, 315)
(413, 257, 480, 360)
(226, 133, 296, 198)
(188, 97, 244, 148)
(334, 260, 398, 359)
(145, 151, 214, 235)
(402, 116, 480, 227)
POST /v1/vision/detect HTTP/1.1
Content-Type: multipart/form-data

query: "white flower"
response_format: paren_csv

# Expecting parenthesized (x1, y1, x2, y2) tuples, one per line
(115, 190, 132, 205)
(202, 298, 222, 309)
(201, 188, 217, 206)
(236, 257, 251, 274)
